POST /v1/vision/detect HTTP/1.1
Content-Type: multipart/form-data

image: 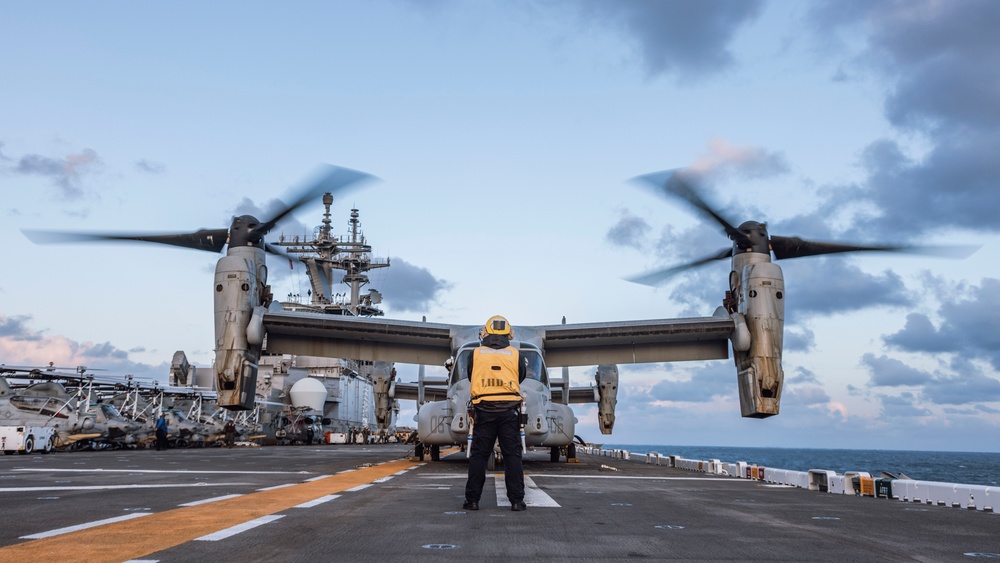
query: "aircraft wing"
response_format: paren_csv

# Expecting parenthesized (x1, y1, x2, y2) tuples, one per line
(531, 316, 734, 367)
(550, 386, 600, 404)
(263, 311, 734, 367)
(390, 381, 449, 403)
(263, 311, 464, 365)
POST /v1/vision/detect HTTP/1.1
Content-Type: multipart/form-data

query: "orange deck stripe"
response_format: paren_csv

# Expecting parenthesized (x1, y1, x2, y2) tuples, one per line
(0, 458, 419, 563)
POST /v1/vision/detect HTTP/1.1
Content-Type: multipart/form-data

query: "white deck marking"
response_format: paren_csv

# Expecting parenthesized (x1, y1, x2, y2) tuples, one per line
(345, 484, 372, 492)
(494, 476, 560, 508)
(21, 513, 152, 539)
(178, 494, 244, 506)
(195, 515, 284, 541)
(295, 494, 342, 508)
(256, 483, 297, 491)
(0, 483, 251, 492)
(14, 468, 308, 475)
(419, 473, 750, 481)
(529, 475, 754, 482)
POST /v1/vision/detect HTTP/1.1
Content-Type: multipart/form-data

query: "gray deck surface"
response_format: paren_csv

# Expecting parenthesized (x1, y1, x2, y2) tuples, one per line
(1, 444, 997, 562)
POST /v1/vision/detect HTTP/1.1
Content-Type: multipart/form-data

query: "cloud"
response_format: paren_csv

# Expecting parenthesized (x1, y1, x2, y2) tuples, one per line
(923, 370, 1000, 406)
(646, 362, 735, 403)
(779, 258, 913, 318)
(783, 326, 815, 352)
(862, 353, 1000, 406)
(787, 366, 820, 385)
(379, 256, 452, 313)
(11, 148, 102, 199)
(135, 159, 166, 174)
(878, 392, 933, 418)
(0, 315, 43, 341)
(0, 314, 168, 381)
(784, 385, 831, 407)
(806, 1, 1000, 238)
(574, 0, 766, 81)
(687, 138, 791, 180)
(883, 278, 1000, 369)
(605, 210, 651, 250)
(862, 353, 933, 387)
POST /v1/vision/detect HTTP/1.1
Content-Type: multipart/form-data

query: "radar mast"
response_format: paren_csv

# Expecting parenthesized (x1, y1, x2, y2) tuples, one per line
(273, 193, 389, 316)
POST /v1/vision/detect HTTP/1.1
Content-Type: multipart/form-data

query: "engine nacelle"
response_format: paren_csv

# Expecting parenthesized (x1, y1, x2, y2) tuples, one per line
(213, 248, 265, 410)
(417, 397, 458, 446)
(372, 364, 395, 429)
(731, 254, 785, 418)
(595, 364, 619, 434)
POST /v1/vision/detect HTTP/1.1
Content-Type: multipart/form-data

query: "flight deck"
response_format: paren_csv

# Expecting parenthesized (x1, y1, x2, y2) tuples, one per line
(1, 445, 997, 562)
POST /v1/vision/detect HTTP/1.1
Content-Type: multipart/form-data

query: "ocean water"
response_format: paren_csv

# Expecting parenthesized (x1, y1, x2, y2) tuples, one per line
(601, 444, 1000, 487)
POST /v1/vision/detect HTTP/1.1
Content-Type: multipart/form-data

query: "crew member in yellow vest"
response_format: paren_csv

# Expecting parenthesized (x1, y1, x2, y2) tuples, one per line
(463, 315, 528, 512)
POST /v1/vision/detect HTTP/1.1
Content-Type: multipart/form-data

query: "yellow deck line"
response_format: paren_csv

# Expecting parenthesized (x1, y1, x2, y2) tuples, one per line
(0, 458, 419, 563)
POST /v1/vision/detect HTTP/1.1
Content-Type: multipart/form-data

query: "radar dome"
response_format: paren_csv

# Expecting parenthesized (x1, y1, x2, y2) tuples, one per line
(289, 377, 328, 411)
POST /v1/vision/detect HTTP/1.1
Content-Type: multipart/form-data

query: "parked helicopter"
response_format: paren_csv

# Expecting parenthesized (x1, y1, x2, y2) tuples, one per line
(22, 165, 974, 462)
(0, 366, 142, 448)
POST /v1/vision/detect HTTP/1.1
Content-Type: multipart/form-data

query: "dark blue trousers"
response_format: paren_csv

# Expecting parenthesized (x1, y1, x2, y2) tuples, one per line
(465, 407, 524, 504)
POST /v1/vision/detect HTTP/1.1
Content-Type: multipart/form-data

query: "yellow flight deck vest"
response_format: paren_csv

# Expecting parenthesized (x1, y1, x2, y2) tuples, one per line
(470, 346, 522, 404)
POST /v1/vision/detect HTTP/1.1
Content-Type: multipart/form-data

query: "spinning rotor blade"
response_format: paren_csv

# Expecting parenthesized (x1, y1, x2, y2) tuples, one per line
(770, 236, 980, 261)
(250, 165, 376, 239)
(770, 236, 902, 260)
(626, 247, 733, 287)
(23, 228, 230, 253)
(264, 242, 303, 263)
(22, 164, 375, 254)
(624, 166, 979, 285)
(632, 169, 753, 248)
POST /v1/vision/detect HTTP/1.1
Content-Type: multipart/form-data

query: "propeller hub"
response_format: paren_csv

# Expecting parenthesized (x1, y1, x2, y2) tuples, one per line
(228, 215, 265, 248)
(734, 221, 771, 255)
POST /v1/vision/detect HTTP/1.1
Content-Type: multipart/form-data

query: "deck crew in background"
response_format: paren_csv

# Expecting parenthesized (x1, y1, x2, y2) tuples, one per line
(155, 414, 169, 451)
(224, 419, 236, 448)
(464, 315, 528, 512)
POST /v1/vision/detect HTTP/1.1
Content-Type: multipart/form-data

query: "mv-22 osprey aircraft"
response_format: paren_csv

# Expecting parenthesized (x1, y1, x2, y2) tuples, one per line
(25, 165, 968, 461)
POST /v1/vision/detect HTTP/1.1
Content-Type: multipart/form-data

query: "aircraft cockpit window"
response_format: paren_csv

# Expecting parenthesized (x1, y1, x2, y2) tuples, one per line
(99, 403, 122, 420)
(452, 350, 474, 386)
(520, 349, 547, 385)
(10, 395, 70, 418)
(10, 395, 45, 413)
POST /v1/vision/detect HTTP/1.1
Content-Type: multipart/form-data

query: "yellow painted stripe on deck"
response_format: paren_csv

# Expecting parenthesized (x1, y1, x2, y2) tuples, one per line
(0, 458, 418, 563)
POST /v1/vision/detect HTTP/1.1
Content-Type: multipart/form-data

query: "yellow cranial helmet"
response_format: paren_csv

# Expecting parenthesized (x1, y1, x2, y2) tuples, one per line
(480, 315, 513, 339)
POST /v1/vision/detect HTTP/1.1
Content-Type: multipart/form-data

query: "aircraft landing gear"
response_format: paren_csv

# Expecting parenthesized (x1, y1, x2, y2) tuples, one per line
(550, 444, 576, 462)
(430, 444, 440, 461)
(414, 443, 425, 461)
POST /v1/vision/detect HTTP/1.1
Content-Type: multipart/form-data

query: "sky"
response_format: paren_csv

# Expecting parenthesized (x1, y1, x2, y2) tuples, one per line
(2, 0, 999, 453)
